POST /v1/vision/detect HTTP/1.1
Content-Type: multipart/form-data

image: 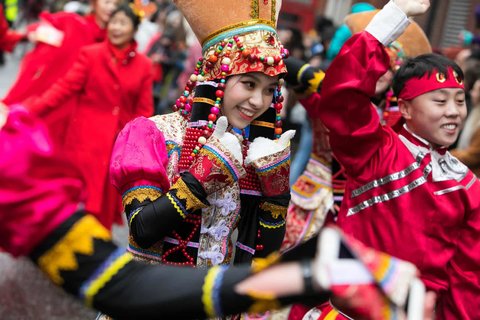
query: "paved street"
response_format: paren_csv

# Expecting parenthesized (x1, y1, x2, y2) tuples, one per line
(0, 48, 21, 97)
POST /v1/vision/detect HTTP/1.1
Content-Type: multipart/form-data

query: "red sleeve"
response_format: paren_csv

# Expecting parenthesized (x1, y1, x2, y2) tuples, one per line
(27, 47, 90, 114)
(315, 32, 391, 174)
(437, 185, 480, 318)
(0, 7, 24, 52)
(135, 59, 154, 117)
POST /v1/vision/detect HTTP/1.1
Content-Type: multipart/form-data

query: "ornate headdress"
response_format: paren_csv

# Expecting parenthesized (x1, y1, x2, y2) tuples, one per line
(173, 0, 289, 171)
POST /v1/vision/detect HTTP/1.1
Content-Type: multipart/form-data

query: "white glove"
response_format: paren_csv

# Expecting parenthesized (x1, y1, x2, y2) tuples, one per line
(245, 130, 295, 165)
(212, 116, 243, 163)
(392, 0, 430, 17)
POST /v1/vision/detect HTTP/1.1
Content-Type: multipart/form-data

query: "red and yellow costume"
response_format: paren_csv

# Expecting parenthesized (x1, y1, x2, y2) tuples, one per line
(305, 3, 480, 318)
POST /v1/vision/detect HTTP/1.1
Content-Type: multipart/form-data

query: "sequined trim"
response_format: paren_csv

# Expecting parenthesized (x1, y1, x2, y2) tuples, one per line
(166, 140, 181, 159)
(256, 151, 289, 175)
(260, 201, 286, 219)
(351, 152, 426, 198)
(122, 186, 163, 207)
(80, 248, 133, 307)
(347, 165, 432, 216)
(271, 0, 277, 23)
(203, 144, 242, 180)
(38, 215, 111, 285)
(252, 252, 280, 273)
(171, 178, 206, 212)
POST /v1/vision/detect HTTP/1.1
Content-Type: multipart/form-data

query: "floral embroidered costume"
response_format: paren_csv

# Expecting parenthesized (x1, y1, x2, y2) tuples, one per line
(110, 0, 292, 269)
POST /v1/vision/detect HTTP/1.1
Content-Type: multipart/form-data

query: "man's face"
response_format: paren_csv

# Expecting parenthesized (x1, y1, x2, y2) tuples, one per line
(399, 88, 467, 148)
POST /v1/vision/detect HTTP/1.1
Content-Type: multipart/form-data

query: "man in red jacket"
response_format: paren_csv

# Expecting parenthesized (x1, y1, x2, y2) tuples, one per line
(305, 0, 480, 318)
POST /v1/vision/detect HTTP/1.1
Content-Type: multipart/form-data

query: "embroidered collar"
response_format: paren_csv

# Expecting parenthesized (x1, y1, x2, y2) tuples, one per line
(399, 125, 467, 182)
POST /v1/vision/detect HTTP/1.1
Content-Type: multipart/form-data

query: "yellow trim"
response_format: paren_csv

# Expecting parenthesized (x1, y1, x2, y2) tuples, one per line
(259, 220, 285, 229)
(84, 253, 134, 307)
(251, 120, 275, 128)
(259, 202, 286, 219)
(38, 216, 111, 285)
(171, 178, 206, 211)
(193, 97, 216, 106)
(202, 19, 275, 46)
(324, 309, 340, 320)
(122, 187, 162, 208)
(128, 207, 143, 225)
(166, 192, 187, 219)
(252, 252, 281, 273)
(271, 0, 277, 24)
(202, 266, 221, 318)
(297, 63, 311, 83)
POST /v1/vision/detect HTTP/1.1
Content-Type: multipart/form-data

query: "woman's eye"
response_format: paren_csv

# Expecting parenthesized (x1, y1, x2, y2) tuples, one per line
(433, 100, 446, 104)
(242, 81, 255, 88)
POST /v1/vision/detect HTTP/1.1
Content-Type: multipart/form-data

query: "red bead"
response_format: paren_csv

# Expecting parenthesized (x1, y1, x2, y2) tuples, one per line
(218, 83, 226, 90)
(208, 114, 217, 122)
(274, 127, 283, 135)
(275, 120, 282, 127)
(216, 90, 224, 98)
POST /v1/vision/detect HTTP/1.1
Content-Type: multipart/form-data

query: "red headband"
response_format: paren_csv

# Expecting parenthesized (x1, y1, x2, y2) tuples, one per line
(398, 67, 465, 100)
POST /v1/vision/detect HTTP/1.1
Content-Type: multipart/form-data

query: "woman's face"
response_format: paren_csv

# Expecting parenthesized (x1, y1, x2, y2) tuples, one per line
(93, 0, 119, 25)
(107, 11, 135, 48)
(222, 73, 280, 129)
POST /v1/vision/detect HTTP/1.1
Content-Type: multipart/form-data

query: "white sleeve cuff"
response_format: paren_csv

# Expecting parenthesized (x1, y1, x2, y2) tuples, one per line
(365, 1, 411, 46)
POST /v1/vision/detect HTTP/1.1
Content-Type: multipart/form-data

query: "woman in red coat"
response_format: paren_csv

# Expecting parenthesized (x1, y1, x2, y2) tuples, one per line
(2, 0, 120, 145)
(26, 4, 154, 230)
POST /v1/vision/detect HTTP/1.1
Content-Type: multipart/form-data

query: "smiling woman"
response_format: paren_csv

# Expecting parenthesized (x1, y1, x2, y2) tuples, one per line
(107, 0, 295, 301)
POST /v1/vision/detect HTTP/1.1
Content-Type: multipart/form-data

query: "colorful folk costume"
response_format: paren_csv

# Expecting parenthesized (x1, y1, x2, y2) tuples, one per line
(281, 8, 432, 252)
(109, 0, 291, 271)
(0, 106, 425, 320)
(302, 2, 480, 318)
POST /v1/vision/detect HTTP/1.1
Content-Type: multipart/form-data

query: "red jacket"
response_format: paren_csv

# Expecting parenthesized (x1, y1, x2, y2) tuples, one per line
(2, 12, 105, 145)
(310, 31, 480, 319)
(29, 41, 154, 229)
(0, 6, 24, 52)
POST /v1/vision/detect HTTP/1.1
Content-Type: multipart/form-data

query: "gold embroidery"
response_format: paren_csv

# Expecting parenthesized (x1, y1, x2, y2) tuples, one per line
(252, 252, 280, 273)
(260, 202, 286, 219)
(251, 0, 259, 19)
(38, 216, 111, 285)
(271, 0, 276, 24)
(193, 97, 216, 105)
(171, 178, 206, 211)
(122, 187, 162, 208)
(202, 19, 275, 45)
(251, 120, 275, 128)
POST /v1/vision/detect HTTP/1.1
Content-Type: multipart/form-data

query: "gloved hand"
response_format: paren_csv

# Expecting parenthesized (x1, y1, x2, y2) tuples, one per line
(312, 227, 423, 320)
(188, 116, 245, 195)
(392, 0, 430, 17)
(245, 130, 295, 197)
(284, 57, 325, 96)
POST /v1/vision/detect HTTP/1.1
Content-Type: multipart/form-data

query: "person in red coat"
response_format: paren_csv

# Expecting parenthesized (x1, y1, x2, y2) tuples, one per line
(25, 4, 154, 230)
(2, 0, 120, 145)
(0, 6, 25, 52)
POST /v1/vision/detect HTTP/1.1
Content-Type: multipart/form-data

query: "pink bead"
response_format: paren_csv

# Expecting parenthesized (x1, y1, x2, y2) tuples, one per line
(210, 107, 220, 114)
(184, 103, 192, 112)
(221, 64, 229, 72)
